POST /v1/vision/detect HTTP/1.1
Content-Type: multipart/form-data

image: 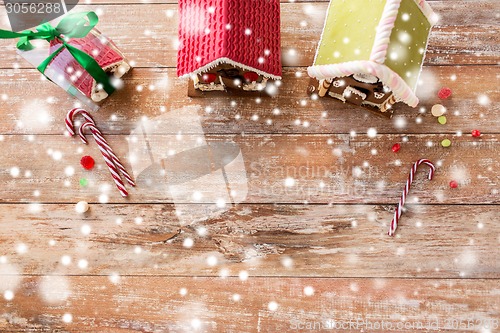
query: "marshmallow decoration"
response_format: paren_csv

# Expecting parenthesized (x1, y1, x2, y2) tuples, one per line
(308, 0, 437, 113)
(177, 0, 282, 92)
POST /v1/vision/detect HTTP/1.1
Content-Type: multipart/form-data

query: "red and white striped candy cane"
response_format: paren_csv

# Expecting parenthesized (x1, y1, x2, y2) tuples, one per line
(388, 159, 436, 236)
(67, 108, 135, 187)
(65, 108, 95, 136)
(79, 121, 129, 197)
(79, 122, 136, 187)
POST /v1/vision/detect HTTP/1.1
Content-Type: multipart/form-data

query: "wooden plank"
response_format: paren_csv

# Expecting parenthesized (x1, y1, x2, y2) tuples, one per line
(0, 66, 497, 135)
(0, 276, 498, 332)
(0, 2, 498, 69)
(0, 0, 465, 4)
(0, 0, 494, 7)
(0, 1, 497, 331)
(0, 134, 498, 204)
(0, 203, 498, 277)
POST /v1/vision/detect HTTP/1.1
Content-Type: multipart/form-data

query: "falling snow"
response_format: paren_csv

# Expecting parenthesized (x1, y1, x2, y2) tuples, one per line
(0, 1, 496, 330)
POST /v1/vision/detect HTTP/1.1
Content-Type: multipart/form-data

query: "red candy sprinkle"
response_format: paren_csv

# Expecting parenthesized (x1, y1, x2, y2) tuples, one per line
(449, 180, 458, 188)
(243, 71, 259, 83)
(80, 156, 95, 170)
(471, 129, 481, 137)
(391, 143, 401, 153)
(438, 87, 452, 99)
(201, 73, 217, 83)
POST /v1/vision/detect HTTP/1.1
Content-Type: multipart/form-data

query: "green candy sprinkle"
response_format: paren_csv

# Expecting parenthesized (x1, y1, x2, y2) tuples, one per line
(79, 178, 88, 187)
(441, 139, 452, 147)
(438, 116, 447, 125)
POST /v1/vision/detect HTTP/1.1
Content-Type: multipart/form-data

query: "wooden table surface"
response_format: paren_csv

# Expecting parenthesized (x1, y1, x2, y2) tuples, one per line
(0, 0, 499, 332)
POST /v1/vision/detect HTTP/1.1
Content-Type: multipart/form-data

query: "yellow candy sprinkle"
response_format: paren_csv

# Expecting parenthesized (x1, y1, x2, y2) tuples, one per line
(438, 116, 447, 124)
(441, 139, 451, 147)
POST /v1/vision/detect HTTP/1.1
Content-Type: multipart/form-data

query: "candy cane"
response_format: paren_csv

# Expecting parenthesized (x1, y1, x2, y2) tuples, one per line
(66, 108, 136, 187)
(79, 121, 129, 197)
(69, 111, 135, 186)
(79, 122, 135, 187)
(65, 108, 95, 136)
(66, 108, 135, 197)
(388, 159, 436, 236)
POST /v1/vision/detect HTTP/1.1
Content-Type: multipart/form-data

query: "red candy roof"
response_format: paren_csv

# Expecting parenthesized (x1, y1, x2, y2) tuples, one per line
(49, 31, 124, 99)
(177, 0, 282, 79)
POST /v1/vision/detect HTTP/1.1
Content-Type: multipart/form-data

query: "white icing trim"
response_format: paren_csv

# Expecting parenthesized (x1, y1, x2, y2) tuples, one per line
(370, 0, 402, 64)
(363, 99, 387, 109)
(353, 73, 378, 84)
(328, 91, 345, 101)
(328, 90, 389, 110)
(179, 57, 281, 80)
(242, 78, 268, 91)
(344, 86, 366, 100)
(194, 75, 226, 91)
(193, 73, 269, 92)
(307, 60, 418, 107)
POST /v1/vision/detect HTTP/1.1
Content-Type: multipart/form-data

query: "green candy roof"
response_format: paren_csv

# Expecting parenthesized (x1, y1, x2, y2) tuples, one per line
(314, 0, 387, 65)
(384, 0, 432, 90)
(314, 0, 433, 91)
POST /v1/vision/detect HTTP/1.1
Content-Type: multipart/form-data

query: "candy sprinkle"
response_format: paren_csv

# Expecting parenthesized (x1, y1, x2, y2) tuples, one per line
(441, 139, 452, 147)
(471, 129, 481, 137)
(75, 201, 89, 214)
(79, 178, 88, 187)
(392, 143, 401, 153)
(438, 87, 452, 100)
(80, 155, 95, 170)
(438, 116, 447, 125)
(449, 180, 458, 188)
(431, 104, 446, 117)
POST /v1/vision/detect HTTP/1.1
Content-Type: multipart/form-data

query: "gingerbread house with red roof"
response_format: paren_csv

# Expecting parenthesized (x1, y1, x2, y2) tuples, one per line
(177, 0, 282, 92)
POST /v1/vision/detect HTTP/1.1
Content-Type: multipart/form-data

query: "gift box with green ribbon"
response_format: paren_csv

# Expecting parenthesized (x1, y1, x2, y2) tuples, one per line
(0, 11, 131, 111)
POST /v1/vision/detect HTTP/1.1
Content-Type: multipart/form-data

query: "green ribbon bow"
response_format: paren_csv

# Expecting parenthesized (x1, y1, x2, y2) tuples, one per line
(0, 11, 115, 95)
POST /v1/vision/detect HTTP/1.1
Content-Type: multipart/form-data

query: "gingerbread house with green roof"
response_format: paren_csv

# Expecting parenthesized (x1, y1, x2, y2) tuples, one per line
(308, 0, 437, 114)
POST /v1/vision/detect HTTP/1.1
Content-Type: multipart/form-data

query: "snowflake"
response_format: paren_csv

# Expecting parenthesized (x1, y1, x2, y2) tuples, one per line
(303, 286, 315, 296)
(61, 255, 71, 266)
(367, 128, 377, 138)
(183, 238, 194, 248)
(62, 313, 73, 323)
(268, 301, 279, 311)
(238, 270, 249, 281)
(39, 275, 71, 304)
(206, 255, 218, 266)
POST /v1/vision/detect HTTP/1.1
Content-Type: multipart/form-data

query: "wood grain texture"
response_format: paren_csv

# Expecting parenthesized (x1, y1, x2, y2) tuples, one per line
(0, 134, 498, 204)
(0, 0, 468, 3)
(0, 277, 498, 332)
(0, 2, 498, 69)
(0, 66, 498, 135)
(0, 204, 498, 277)
(0, 0, 498, 331)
